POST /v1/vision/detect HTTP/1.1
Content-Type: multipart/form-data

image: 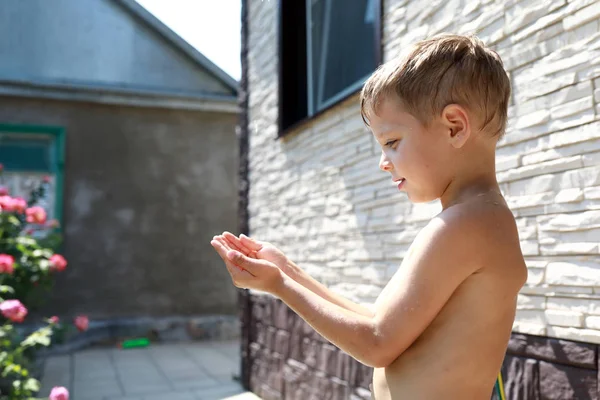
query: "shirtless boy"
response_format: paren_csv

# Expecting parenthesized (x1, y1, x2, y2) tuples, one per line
(211, 33, 528, 399)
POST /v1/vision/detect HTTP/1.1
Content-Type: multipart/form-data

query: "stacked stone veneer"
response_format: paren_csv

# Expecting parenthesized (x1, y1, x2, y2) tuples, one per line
(247, 296, 374, 400)
(246, 295, 600, 399)
(245, 0, 600, 398)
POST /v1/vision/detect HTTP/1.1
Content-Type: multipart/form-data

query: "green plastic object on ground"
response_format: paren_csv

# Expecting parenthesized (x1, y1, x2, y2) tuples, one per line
(121, 338, 150, 349)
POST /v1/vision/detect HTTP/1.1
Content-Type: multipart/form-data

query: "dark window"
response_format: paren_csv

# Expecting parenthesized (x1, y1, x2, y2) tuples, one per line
(279, 0, 381, 134)
(0, 134, 55, 172)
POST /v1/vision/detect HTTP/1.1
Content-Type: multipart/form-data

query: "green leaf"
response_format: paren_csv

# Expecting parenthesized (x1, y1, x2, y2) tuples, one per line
(0, 285, 14, 294)
(7, 215, 21, 227)
(24, 377, 40, 391)
(3, 364, 17, 377)
(40, 249, 53, 258)
(16, 237, 36, 246)
(38, 259, 50, 271)
(16, 243, 29, 255)
(20, 329, 52, 348)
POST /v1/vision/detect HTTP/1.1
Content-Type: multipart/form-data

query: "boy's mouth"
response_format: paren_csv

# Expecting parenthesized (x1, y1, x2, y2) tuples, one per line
(395, 178, 406, 190)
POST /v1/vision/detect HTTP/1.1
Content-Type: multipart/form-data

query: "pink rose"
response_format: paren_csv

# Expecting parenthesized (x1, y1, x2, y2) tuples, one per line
(49, 254, 67, 272)
(49, 316, 60, 324)
(0, 186, 8, 196)
(0, 254, 14, 274)
(9, 197, 26, 213)
(0, 300, 27, 323)
(74, 315, 89, 332)
(14, 198, 27, 213)
(26, 206, 47, 224)
(1, 197, 27, 213)
(49, 386, 69, 400)
(0, 196, 14, 212)
(42, 175, 51, 183)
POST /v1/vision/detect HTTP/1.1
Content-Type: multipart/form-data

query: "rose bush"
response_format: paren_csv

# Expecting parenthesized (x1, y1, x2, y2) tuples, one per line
(0, 169, 85, 400)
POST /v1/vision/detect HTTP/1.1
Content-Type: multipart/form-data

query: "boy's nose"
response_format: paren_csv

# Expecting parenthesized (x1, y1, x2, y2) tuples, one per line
(379, 153, 393, 171)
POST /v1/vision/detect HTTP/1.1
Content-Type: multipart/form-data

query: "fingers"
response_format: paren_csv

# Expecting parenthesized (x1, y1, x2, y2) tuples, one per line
(226, 250, 270, 274)
(211, 238, 246, 272)
(211, 238, 238, 268)
(223, 232, 254, 256)
(213, 236, 235, 257)
(240, 234, 262, 251)
(211, 238, 255, 285)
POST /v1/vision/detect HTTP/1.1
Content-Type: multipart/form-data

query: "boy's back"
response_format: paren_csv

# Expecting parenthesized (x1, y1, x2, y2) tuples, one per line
(372, 191, 527, 399)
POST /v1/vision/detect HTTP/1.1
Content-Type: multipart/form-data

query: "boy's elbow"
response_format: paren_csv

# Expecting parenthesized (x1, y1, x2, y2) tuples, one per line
(367, 345, 398, 368)
(364, 355, 389, 369)
(364, 332, 403, 368)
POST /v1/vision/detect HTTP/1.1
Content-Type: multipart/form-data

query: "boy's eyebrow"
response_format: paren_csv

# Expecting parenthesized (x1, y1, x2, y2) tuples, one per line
(373, 124, 409, 138)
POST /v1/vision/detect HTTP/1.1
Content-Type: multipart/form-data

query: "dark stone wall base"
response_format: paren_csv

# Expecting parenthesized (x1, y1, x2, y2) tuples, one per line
(246, 295, 372, 400)
(502, 333, 598, 399)
(244, 294, 600, 400)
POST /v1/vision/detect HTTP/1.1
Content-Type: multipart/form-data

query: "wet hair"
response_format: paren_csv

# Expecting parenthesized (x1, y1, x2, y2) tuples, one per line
(360, 33, 511, 139)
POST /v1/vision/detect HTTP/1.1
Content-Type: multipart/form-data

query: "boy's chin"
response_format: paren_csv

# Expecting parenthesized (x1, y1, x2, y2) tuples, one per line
(406, 193, 438, 204)
(405, 183, 448, 204)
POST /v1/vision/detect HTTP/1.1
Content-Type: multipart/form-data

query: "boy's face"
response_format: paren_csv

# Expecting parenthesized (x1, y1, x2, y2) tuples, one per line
(369, 97, 455, 203)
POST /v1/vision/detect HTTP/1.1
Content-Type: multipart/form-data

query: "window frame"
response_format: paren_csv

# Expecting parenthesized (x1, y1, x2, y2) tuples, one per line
(277, 0, 382, 137)
(0, 124, 66, 225)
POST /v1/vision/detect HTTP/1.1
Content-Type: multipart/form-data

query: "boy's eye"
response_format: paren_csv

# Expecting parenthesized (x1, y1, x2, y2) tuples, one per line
(385, 140, 398, 147)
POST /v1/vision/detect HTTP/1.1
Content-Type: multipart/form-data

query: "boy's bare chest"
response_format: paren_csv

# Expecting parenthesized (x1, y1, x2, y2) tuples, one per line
(372, 267, 518, 399)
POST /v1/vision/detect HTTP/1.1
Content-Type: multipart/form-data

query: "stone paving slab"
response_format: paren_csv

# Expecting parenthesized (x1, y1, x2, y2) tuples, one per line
(39, 340, 261, 400)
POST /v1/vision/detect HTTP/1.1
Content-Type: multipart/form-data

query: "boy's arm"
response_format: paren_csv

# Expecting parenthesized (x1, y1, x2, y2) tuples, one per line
(285, 260, 375, 317)
(220, 210, 482, 368)
(223, 233, 374, 317)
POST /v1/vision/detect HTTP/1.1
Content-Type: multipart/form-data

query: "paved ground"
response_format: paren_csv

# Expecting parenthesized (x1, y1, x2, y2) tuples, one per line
(39, 340, 261, 400)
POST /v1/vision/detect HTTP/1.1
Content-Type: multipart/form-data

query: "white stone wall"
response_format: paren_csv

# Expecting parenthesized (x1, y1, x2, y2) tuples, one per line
(247, 0, 600, 343)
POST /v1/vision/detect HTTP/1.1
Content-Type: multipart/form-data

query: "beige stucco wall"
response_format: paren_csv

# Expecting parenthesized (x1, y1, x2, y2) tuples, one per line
(247, 0, 600, 344)
(0, 96, 239, 319)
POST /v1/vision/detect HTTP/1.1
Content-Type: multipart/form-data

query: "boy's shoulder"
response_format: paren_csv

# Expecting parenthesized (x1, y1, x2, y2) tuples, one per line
(416, 194, 523, 274)
(434, 195, 515, 235)
(392, 195, 520, 285)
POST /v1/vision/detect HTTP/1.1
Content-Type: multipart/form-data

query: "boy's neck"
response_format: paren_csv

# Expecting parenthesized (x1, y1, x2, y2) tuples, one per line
(440, 146, 500, 210)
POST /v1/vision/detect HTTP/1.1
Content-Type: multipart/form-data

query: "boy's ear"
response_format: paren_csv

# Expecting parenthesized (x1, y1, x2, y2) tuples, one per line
(441, 104, 470, 149)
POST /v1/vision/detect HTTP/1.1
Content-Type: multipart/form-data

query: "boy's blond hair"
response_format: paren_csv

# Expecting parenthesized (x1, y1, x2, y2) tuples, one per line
(361, 33, 511, 139)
